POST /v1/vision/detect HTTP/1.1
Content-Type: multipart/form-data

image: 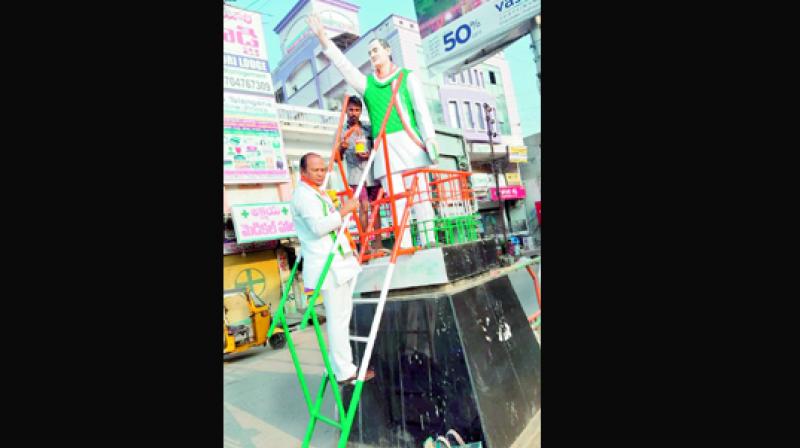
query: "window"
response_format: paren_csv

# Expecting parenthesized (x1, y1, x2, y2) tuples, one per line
(480, 71, 485, 88)
(475, 103, 485, 130)
(448, 73, 456, 83)
(438, 155, 458, 171)
(448, 101, 461, 129)
(463, 101, 474, 129)
(474, 70, 480, 86)
(488, 71, 497, 84)
(459, 71, 465, 84)
(467, 70, 473, 85)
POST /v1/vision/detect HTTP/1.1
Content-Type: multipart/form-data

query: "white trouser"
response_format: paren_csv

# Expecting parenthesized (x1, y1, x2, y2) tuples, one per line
(381, 172, 436, 248)
(320, 279, 357, 380)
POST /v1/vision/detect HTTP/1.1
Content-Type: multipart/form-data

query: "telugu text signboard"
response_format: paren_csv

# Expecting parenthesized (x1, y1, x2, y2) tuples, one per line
(231, 203, 297, 243)
(223, 5, 289, 184)
(224, 7, 268, 60)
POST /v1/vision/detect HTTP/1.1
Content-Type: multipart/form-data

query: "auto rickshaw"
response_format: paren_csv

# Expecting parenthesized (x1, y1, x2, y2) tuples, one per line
(224, 288, 286, 355)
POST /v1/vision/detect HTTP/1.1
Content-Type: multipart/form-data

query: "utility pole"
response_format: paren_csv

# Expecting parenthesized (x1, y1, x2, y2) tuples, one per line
(485, 103, 509, 256)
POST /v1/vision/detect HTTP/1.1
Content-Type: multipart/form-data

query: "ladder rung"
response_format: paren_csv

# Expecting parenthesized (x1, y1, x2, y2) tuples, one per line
(349, 335, 370, 343)
(315, 413, 342, 429)
(352, 298, 379, 304)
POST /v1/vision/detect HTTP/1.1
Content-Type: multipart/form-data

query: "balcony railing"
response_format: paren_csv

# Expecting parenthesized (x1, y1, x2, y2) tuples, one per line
(275, 103, 340, 131)
(275, 103, 372, 132)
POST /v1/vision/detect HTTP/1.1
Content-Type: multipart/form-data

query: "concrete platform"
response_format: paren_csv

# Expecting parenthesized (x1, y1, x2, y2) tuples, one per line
(355, 239, 498, 295)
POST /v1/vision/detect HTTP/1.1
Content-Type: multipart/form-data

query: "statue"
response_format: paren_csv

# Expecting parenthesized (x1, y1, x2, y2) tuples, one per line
(307, 13, 438, 249)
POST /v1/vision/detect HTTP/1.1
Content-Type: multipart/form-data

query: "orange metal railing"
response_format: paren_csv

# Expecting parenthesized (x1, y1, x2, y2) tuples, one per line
(324, 72, 477, 264)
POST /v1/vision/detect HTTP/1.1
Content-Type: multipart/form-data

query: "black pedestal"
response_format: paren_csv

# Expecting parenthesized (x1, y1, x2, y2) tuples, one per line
(343, 274, 541, 447)
(440, 239, 499, 283)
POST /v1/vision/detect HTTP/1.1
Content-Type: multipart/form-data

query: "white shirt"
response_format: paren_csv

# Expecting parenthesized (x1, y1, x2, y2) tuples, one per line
(290, 181, 361, 290)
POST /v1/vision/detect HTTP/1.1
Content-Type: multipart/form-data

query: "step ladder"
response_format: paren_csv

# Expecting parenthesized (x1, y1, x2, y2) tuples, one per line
(267, 72, 423, 448)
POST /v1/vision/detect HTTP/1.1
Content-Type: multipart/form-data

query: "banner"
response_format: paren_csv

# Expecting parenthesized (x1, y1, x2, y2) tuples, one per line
(224, 7, 268, 60)
(490, 185, 526, 200)
(508, 145, 528, 163)
(224, 67, 274, 95)
(414, 0, 541, 74)
(224, 129, 288, 184)
(231, 203, 297, 243)
(505, 172, 521, 185)
(224, 5, 289, 184)
(224, 91, 279, 121)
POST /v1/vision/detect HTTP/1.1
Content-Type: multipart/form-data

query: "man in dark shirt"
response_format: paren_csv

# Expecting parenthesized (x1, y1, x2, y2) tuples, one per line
(339, 96, 384, 253)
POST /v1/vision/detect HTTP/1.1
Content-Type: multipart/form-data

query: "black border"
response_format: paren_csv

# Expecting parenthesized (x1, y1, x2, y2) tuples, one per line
(7, 2, 224, 443)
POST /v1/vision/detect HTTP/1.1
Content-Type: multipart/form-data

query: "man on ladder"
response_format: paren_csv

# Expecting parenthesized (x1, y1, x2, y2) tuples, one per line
(291, 152, 376, 385)
(307, 13, 438, 248)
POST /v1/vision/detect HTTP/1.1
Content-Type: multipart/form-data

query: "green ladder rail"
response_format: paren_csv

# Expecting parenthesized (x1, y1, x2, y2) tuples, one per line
(267, 174, 419, 447)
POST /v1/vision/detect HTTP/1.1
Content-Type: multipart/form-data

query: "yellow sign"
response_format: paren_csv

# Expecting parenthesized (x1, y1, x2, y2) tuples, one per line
(505, 172, 521, 185)
(509, 146, 528, 163)
(223, 250, 282, 310)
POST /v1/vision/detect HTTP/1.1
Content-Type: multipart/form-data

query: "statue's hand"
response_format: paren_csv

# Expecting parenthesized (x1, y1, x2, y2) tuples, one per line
(306, 14, 326, 41)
